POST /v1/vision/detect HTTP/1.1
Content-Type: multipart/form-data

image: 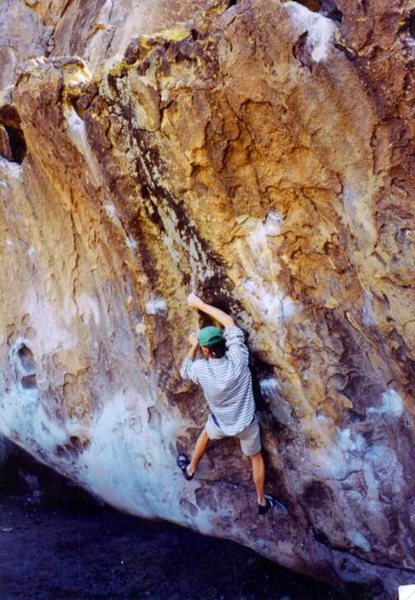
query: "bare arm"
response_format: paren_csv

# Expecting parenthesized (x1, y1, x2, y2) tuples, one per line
(187, 294, 235, 328)
(180, 332, 200, 383)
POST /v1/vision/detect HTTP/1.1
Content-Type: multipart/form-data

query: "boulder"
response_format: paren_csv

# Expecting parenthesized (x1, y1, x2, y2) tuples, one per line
(0, 1, 414, 597)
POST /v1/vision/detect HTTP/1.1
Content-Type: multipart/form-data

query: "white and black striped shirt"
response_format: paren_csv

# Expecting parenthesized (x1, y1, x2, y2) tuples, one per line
(180, 326, 255, 436)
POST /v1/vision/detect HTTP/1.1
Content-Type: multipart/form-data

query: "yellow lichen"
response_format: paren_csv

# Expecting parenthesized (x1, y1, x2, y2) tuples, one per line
(142, 25, 190, 44)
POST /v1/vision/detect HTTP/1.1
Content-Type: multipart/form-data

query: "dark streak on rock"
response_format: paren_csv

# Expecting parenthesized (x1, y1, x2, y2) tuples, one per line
(334, 42, 357, 62)
(293, 32, 313, 71)
(320, 0, 343, 23)
(408, 13, 415, 38)
(115, 81, 240, 301)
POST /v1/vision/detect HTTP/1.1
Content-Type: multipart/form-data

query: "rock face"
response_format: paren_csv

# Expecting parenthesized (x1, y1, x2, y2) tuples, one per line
(0, 0, 414, 597)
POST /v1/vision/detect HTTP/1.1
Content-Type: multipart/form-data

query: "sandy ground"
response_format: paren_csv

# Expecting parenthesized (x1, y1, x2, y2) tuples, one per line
(0, 447, 351, 600)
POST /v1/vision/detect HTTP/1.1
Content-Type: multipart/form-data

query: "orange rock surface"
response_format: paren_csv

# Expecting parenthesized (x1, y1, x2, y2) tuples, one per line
(0, 1, 414, 596)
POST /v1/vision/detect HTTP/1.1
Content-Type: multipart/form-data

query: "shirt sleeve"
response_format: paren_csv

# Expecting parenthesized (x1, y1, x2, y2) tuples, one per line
(223, 325, 249, 367)
(180, 357, 201, 384)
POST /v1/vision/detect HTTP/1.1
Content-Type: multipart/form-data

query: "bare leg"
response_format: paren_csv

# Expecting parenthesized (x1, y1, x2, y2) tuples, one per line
(250, 451, 266, 506)
(187, 429, 210, 477)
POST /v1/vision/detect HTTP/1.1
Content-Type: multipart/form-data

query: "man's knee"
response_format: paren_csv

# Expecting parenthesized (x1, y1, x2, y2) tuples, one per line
(241, 437, 262, 458)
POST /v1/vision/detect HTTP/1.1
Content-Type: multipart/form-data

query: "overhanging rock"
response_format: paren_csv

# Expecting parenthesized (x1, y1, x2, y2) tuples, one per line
(0, 1, 414, 597)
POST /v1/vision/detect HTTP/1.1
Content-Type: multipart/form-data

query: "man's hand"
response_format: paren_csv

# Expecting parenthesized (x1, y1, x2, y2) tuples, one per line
(188, 332, 198, 347)
(186, 332, 199, 361)
(187, 293, 234, 328)
(187, 293, 205, 310)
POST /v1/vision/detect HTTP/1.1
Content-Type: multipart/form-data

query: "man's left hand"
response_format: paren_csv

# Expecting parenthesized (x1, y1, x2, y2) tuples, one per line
(188, 332, 198, 346)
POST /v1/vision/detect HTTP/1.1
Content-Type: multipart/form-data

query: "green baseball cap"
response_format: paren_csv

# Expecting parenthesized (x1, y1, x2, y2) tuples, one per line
(198, 326, 224, 347)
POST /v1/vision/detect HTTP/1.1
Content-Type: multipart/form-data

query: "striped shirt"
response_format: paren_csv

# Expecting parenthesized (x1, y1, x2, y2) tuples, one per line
(180, 326, 255, 436)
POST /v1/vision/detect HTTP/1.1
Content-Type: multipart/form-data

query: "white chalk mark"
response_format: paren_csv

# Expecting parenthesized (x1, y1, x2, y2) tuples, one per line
(284, 2, 336, 63)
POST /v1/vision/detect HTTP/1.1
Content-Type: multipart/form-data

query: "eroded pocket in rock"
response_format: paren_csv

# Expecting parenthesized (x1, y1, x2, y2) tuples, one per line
(0, 105, 27, 164)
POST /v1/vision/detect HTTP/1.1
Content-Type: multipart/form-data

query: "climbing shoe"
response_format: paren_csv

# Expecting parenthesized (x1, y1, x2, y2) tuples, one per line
(177, 454, 194, 481)
(258, 494, 275, 515)
(258, 493, 286, 515)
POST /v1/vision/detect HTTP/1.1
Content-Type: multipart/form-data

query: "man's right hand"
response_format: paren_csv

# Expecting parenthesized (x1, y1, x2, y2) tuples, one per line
(187, 293, 235, 328)
(187, 293, 205, 310)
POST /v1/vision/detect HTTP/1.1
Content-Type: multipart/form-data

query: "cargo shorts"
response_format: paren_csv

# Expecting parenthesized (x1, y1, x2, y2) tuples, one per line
(205, 413, 261, 457)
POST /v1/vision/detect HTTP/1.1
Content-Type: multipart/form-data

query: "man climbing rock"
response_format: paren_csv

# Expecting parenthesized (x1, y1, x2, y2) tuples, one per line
(177, 293, 277, 515)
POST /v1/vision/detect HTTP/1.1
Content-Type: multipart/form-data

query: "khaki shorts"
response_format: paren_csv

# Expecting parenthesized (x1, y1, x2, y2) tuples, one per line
(205, 414, 261, 457)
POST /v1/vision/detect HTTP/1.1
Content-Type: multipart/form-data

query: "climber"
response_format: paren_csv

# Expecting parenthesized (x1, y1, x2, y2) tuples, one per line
(177, 293, 277, 515)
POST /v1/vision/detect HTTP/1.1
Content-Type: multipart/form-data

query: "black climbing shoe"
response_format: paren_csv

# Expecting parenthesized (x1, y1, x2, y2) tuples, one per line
(177, 454, 194, 481)
(258, 494, 283, 515)
(258, 494, 275, 515)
